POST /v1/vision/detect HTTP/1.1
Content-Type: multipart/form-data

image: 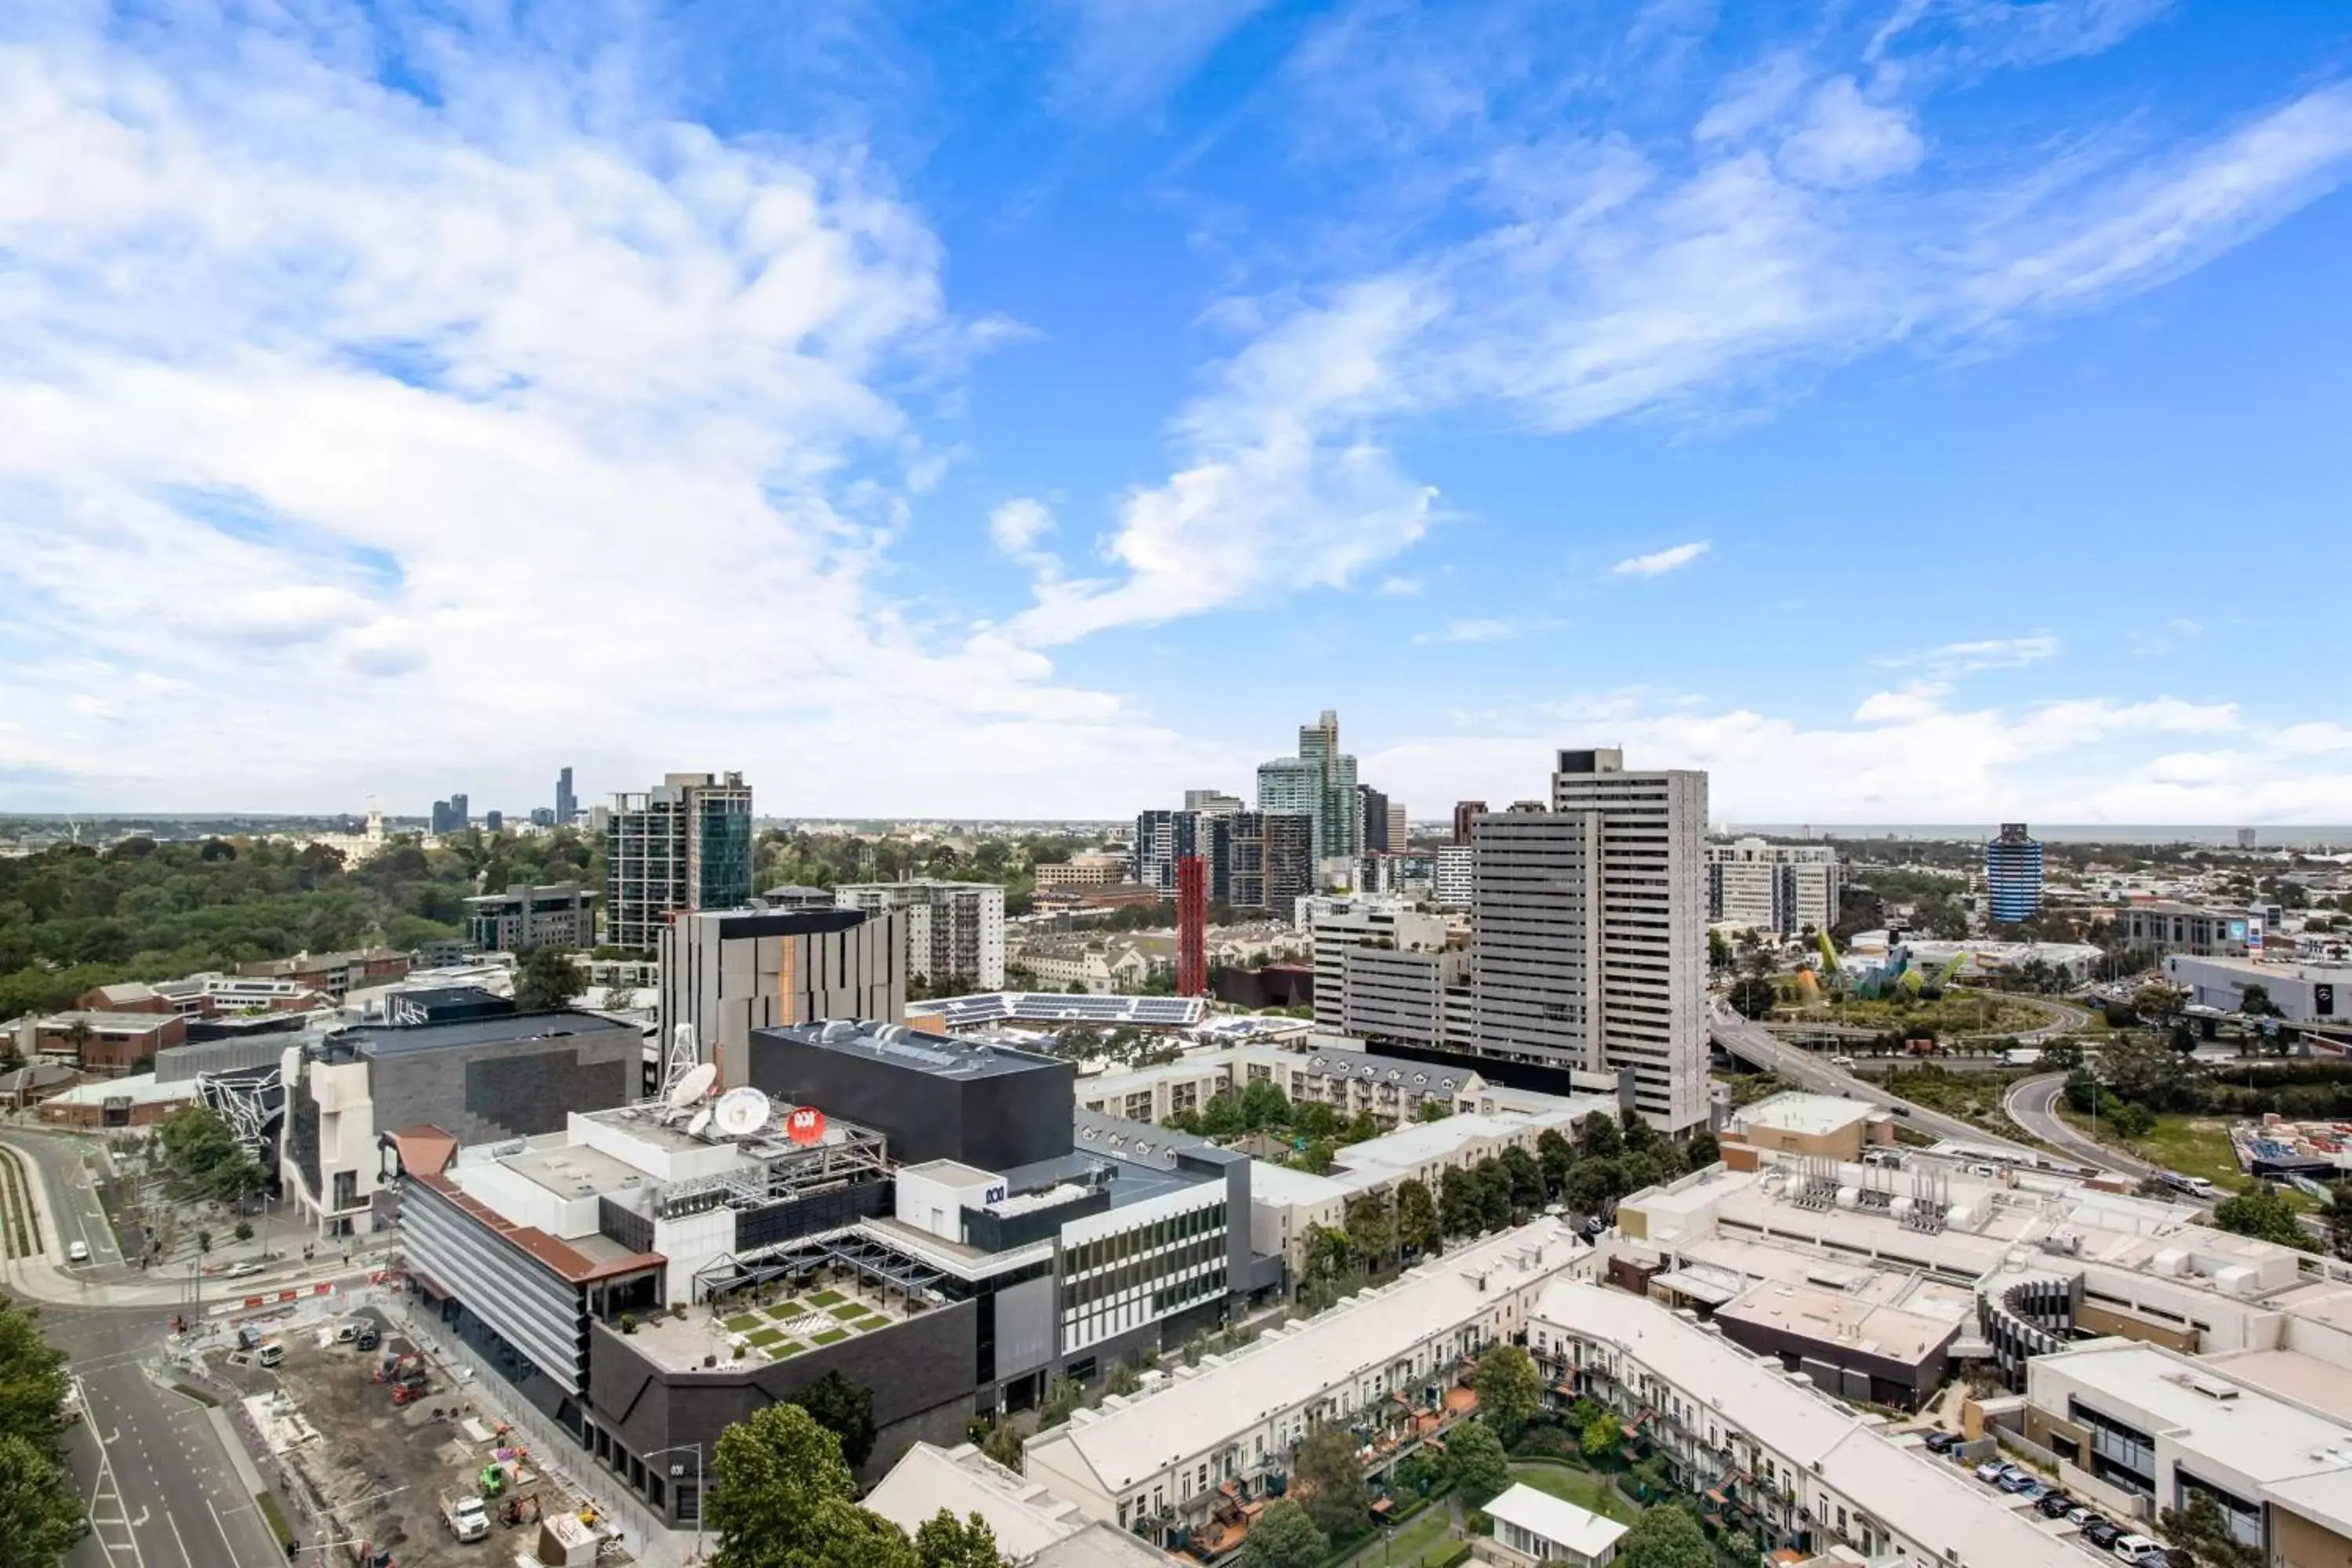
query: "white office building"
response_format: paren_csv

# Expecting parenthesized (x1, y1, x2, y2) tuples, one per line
(1472, 749, 1710, 1132)
(1433, 845, 1474, 909)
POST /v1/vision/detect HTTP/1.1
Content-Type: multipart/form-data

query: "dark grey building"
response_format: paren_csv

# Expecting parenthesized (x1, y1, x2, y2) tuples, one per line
(659, 906, 904, 1088)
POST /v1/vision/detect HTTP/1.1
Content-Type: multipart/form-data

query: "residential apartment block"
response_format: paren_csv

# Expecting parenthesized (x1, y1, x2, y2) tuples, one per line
(1704, 838, 1841, 935)
(464, 881, 599, 953)
(605, 772, 754, 949)
(1472, 749, 1709, 1132)
(834, 880, 1007, 991)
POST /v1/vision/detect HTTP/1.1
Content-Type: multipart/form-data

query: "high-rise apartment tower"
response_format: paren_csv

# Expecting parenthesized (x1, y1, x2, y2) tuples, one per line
(605, 771, 755, 949)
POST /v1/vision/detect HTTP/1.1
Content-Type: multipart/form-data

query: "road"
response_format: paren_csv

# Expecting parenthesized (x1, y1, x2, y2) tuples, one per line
(1710, 1005, 2049, 1160)
(57, 1305, 292, 1568)
(0, 1129, 301, 1568)
(2002, 1074, 2155, 1179)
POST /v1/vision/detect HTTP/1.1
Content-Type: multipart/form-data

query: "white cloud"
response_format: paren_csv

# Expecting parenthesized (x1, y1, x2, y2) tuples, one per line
(1878, 633, 2062, 676)
(1377, 575, 1424, 596)
(0, 3, 1200, 815)
(1853, 682, 1951, 724)
(1360, 688, 2306, 825)
(1612, 540, 1711, 577)
(1410, 617, 1560, 646)
(1048, 0, 1271, 118)
(1777, 76, 1926, 188)
(1697, 50, 1812, 143)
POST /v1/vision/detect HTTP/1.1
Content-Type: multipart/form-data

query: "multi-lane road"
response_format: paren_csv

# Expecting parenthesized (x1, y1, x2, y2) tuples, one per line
(1, 1129, 297, 1568)
(2000, 1073, 2158, 1180)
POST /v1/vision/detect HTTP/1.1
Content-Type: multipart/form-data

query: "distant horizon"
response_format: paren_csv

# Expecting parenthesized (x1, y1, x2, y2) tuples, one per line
(5, 811, 2350, 851)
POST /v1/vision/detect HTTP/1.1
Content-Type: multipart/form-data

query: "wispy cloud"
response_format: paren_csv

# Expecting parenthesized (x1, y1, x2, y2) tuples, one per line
(1411, 617, 1562, 645)
(1377, 575, 1424, 596)
(1047, 0, 1272, 118)
(1613, 540, 1711, 577)
(1878, 634, 2062, 677)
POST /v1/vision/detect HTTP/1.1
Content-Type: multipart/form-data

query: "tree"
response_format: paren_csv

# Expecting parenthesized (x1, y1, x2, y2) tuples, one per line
(708, 1403, 869, 1568)
(1577, 1111, 1621, 1161)
(790, 1370, 880, 1469)
(2041, 1038, 2084, 1073)
(2237, 983, 2280, 1019)
(978, 1422, 1024, 1471)
(1292, 1425, 1370, 1541)
(2327, 1182, 2352, 1265)
(1394, 1178, 1442, 1257)
(1443, 1418, 1511, 1508)
(1564, 1157, 1620, 1215)
(1038, 1377, 1083, 1428)
(2158, 1490, 2264, 1568)
(515, 946, 586, 1011)
(1684, 1129, 1719, 1167)
(1240, 1499, 1326, 1568)
(1535, 1128, 1573, 1196)
(1103, 1362, 1142, 1397)
(1439, 1166, 1479, 1237)
(1296, 1138, 1338, 1176)
(1344, 1189, 1393, 1270)
(1580, 1410, 1623, 1463)
(233, 1220, 253, 1243)
(1727, 975, 1777, 1020)
(0, 1432, 83, 1568)
(2212, 1186, 2317, 1251)
(1615, 1501, 1712, 1568)
(1472, 1159, 1513, 1231)
(914, 1510, 1009, 1568)
(1499, 1146, 1546, 1212)
(1417, 1098, 1450, 1123)
(1472, 1345, 1542, 1446)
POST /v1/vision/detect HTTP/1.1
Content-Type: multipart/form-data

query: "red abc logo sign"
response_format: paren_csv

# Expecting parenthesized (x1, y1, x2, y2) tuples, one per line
(786, 1106, 827, 1145)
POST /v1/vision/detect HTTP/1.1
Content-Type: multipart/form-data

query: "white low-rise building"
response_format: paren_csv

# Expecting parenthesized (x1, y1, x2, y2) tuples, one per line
(866, 1443, 1179, 1565)
(1023, 1219, 1592, 1553)
(1479, 1483, 1624, 1568)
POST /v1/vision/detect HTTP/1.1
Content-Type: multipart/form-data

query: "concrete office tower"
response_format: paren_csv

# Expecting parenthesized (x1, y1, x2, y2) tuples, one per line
(605, 771, 755, 949)
(1704, 838, 1842, 935)
(833, 880, 1006, 991)
(1984, 823, 2044, 924)
(1472, 748, 1708, 1132)
(1359, 785, 1392, 853)
(659, 905, 905, 1087)
(1386, 801, 1408, 853)
(556, 766, 577, 826)
(1227, 811, 1314, 911)
(464, 882, 599, 952)
(1257, 710, 1360, 866)
(1452, 800, 1487, 845)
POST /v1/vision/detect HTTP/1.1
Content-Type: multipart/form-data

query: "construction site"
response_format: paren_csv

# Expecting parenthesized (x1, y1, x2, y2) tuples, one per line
(217, 1308, 624, 1568)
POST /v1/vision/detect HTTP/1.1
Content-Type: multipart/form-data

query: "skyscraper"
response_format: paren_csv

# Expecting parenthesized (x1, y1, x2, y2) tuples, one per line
(450, 792, 469, 830)
(605, 771, 755, 949)
(556, 766, 578, 826)
(1471, 747, 1709, 1132)
(1175, 855, 1207, 997)
(1228, 811, 1314, 911)
(1984, 823, 2044, 924)
(1452, 800, 1487, 845)
(1256, 709, 1359, 867)
(1359, 784, 1392, 853)
(832, 880, 1006, 991)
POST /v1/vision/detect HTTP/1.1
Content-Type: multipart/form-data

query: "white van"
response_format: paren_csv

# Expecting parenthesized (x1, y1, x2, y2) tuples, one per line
(256, 1341, 285, 1369)
(65, 1241, 89, 1265)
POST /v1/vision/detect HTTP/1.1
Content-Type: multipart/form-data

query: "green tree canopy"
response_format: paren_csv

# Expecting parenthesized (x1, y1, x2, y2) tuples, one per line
(790, 1370, 879, 1470)
(707, 1403, 862, 1568)
(1472, 1344, 1542, 1445)
(1291, 1425, 1370, 1541)
(913, 1510, 1009, 1568)
(1394, 1178, 1441, 1257)
(1577, 1111, 1622, 1160)
(2213, 1186, 2317, 1251)
(1580, 1410, 1623, 1462)
(0, 1432, 83, 1568)
(1240, 1498, 1326, 1568)
(1616, 1501, 1712, 1568)
(1444, 1418, 1512, 1508)
(515, 945, 586, 1011)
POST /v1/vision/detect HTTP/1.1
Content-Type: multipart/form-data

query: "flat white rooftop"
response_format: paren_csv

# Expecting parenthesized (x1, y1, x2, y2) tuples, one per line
(1734, 1091, 1879, 1138)
(1482, 1483, 1624, 1558)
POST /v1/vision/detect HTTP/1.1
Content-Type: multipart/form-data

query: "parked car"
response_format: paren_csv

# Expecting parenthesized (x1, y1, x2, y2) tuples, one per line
(2010, 1479, 2048, 1501)
(2037, 1492, 2076, 1518)
(2111, 1534, 2165, 1565)
(2066, 1507, 2100, 1528)
(1973, 1461, 2009, 1483)
(2084, 1520, 2125, 1550)
(1998, 1469, 2038, 1493)
(1922, 1431, 1958, 1453)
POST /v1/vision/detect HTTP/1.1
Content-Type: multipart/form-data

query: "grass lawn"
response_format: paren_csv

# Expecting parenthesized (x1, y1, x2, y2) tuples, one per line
(1380, 1506, 1454, 1564)
(768, 1341, 805, 1359)
(808, 1289, 847, 1306)
(2058, 1109, 2249, 1190)
(722, 1314, 763, 1334)
(812, 1329, 849, 1345)
(766, 1301, 808, 1319)
(1509, 1462, 1638, 1526)
(744, 1327, 782, 1347)
(828, 1302, 870, 1320)
(851, 1315, 887, 1330)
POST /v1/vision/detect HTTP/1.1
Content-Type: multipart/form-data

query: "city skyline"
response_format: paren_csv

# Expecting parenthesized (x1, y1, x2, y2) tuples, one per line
(4, 3, 2351, 823)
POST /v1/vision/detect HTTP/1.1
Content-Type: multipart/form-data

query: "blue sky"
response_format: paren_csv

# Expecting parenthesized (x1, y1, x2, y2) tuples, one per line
(2, 0, 2349, 823)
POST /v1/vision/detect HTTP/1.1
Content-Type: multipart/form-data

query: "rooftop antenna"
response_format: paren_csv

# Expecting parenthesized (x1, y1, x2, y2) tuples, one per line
(713, 1087, 773, 1138)
(666, 1061, 718, 1116)
(661, 1023, 702, 1097)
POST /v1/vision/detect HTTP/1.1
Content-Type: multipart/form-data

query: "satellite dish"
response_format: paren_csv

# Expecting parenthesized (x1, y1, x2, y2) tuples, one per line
(668, 1062, 718, 1109)
(684, 1107, 714, 1140)
(713, 1087, 773, 1138)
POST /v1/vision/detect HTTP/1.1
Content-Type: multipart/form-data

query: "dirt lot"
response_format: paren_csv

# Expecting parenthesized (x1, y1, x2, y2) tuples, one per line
(219, 1309, 587, 1568)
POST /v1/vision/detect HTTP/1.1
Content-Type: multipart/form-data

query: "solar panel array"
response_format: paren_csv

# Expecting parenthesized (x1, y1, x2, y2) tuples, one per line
(923, 992, 1207, 1029)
